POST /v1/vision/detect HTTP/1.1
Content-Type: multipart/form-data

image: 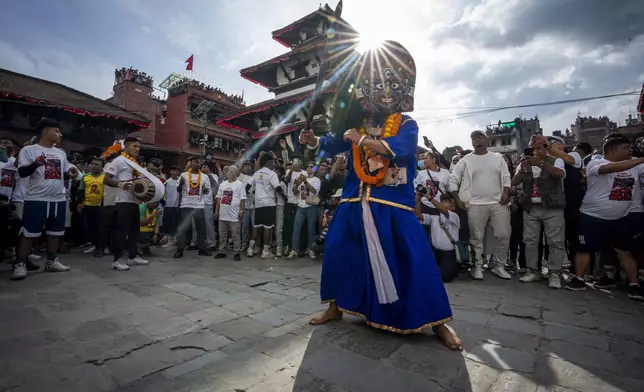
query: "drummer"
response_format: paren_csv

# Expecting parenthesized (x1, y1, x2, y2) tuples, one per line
(103, 136, 150, 271)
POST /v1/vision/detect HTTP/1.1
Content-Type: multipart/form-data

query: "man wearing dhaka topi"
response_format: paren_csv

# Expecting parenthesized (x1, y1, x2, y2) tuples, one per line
(301, 41, 462, 350)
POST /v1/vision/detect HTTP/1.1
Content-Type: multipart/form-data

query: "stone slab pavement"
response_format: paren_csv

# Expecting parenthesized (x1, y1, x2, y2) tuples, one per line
(1, 248, 643, 392)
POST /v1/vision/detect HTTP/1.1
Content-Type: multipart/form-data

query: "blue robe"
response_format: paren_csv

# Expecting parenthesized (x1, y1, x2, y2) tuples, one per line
(319, 115, 453, 334)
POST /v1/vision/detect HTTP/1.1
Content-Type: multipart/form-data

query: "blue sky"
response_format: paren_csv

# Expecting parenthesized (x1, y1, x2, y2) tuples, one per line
(2, 0, 643, 149)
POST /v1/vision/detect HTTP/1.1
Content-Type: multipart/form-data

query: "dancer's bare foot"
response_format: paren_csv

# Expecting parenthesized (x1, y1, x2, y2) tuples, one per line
(433, 324, 463, 351)
(309, 303, 343, 325)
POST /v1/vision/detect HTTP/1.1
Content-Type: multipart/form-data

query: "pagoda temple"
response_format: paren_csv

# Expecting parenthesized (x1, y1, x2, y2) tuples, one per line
(217, 4, 358, 156)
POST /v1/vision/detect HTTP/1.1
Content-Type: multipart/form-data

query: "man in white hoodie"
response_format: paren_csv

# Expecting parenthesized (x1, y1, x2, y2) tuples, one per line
(449, 130, 512, 280)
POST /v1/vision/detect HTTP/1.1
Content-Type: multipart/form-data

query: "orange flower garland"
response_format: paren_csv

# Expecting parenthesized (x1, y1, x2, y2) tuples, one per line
(352, 113, 402, 186)
(187, 169, 202, 190)
(121, 152, 141, 178)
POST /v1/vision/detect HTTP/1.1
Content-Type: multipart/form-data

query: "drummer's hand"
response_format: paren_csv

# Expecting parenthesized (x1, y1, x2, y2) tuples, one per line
(119, 181, 133, 191)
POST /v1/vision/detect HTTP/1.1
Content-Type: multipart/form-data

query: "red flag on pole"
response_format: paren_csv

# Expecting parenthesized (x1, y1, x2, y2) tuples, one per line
(185, 55, 194, 71)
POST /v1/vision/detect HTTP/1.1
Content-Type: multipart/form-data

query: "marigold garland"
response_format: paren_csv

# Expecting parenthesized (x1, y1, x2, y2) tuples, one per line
(187, 169, 202, 190)
(121, 152, 141, 178)
(352, 113, 402, 186)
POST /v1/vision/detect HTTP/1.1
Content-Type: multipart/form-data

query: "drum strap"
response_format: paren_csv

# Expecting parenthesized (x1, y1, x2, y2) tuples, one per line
(120, 158, 165, 203)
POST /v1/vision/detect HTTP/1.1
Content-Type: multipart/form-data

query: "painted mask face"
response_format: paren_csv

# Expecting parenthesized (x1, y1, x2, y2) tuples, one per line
(354, 41, 416, 115)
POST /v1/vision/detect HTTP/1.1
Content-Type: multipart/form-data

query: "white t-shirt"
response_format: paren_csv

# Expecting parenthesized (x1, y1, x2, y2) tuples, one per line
(422, 211, 460, 251)
(516, 158, 566, 204)
(216, 180, 246, 222)
(287, 170, 304, 204)
(180, 171, 211, 209)
(568, 151, 583, 169)
(250, 167, 280, 208)
(164, 178, 180, 208)
(238, 173, 254, 209)
(414, 168, 450, 208)
(104, 155, 139, 204)
(580, 158, 644, 220)
(18, 144, 69, 202)
(467, 153, 507, 205)
(296, 176, 321, 209)
(0, 160, 16, 201)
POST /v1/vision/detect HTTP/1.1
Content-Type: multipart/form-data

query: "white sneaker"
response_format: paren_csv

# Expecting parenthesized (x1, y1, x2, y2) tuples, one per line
(45, 258, 71, 272)
(549, 273, 562, 289)
(112, 260, 130, 271)
(83, 246, 96, 254)
(541, 267, 549, 277)
(276, 246, 283, 258)
(471, 267, 484, 280)
(286, 250, 298, 260)
(103, 248, 111, 255)
(308, 250, 316, 260)
(260, 250, 275, 259)
(247, 247, 254, 257)
(127, 256, 148, 266)
(520, 271, 541, 283)
(27, 253, 42, 261)
(11, 263, 27, 280)
(490, 265, 512, 280)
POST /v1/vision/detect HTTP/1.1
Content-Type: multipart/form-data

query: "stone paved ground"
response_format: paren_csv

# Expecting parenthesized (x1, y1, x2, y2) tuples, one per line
(1, 249, 643, 392)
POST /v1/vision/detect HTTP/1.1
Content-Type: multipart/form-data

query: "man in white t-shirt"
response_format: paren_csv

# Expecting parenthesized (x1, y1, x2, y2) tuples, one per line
(163, 166, 181, 243)
(12, 119, 79, 280)
(200, 162, 218, 250)
(173, 157, 212, 258)
(238, 161, 254, 251)
(512, 135, 567, 289)
(565, 135, 644, 300)
(103, 137, 149, 271)
(283, 158, 303, 254)
(449, 130, 512, 280)
(214, 165, 246, 261)
(247, 153, 286, 259)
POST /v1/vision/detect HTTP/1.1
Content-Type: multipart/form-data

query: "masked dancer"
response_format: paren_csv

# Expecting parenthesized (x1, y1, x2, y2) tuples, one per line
(302, 41, 461, 350)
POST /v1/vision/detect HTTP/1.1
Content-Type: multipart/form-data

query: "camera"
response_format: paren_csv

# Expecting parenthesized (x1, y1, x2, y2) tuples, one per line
(415, 184, 428, 196)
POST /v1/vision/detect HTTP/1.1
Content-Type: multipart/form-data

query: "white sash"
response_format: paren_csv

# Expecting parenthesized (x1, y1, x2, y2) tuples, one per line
(121, 157, 165, 203)
(361, 198, 399, 304)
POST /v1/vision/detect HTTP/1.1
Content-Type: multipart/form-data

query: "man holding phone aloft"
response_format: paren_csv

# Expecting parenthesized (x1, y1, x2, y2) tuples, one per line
(512, 135, 567, 289)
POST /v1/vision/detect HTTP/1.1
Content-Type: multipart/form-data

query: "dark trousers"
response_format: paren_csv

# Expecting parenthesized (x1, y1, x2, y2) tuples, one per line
(564, 205, 581, 263)
(510, 206, 526, 267)
(83, 206, 102, 248)
(162, 207, 180, 236)
(97, 205, 116, 251)
(434, 249, 459, 283)
(282, 203, 297, 249)
(112, 203, 140, 261)
(177, 208, 206, 251)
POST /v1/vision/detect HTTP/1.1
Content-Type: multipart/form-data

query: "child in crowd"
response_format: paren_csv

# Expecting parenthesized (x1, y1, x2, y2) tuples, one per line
(214, 165, 246, 261)
(138, 201, 164, 258)
(77, 157, 104, 256)
(419, 193, 461, 283)
(311, 188, 342, 255)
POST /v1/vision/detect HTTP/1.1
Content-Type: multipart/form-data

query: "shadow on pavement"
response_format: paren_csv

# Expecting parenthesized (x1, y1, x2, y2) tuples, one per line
(292, 316, 472, 392)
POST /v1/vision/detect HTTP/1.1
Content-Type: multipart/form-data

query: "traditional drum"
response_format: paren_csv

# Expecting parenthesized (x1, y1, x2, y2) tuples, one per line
(132, 178, 157, 203)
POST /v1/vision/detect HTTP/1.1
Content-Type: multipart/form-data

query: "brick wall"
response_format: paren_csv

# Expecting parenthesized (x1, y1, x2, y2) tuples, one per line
(112, 81, 162, 143)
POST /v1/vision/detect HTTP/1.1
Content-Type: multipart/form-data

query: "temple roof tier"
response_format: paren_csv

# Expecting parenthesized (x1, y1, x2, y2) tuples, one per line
(271, 4, 356, 48)
(217, 89, 335, 134)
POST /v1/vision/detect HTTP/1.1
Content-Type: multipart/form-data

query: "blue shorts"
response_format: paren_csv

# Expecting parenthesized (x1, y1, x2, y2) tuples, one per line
(577, 213, 639, 253)
(20, 200, 67, 237)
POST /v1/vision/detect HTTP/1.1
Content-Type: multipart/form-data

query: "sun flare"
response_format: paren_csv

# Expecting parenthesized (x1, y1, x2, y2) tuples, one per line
(356, 29, 386, 53)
